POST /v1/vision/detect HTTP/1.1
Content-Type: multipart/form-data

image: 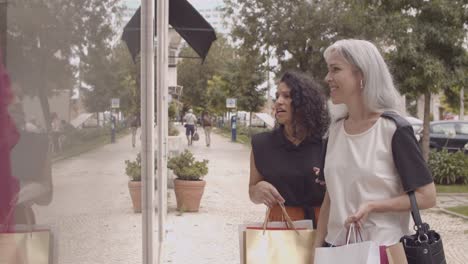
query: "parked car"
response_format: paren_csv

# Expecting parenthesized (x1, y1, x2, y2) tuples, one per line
(428, 120, 468, 153)
(405, 116, 423, 141)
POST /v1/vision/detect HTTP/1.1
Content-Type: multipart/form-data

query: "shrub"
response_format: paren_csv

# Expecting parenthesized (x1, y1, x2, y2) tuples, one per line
(124, 153, 158, 182)
(125, 153, 141, 181)
(167, 150, 208, 181)
(169, 122, 179, 136)
(428, 149, 468, 185)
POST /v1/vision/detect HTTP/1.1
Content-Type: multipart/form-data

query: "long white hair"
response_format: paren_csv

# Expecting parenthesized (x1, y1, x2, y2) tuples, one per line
(323, 39, 403, 120)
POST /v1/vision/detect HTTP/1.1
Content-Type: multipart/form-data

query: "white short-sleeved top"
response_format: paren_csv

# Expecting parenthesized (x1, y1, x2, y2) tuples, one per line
(324, 114, 433, 246)
(184, 113, 197, 125)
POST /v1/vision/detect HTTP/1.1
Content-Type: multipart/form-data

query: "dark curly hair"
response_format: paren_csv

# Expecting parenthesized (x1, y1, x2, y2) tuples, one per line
(279, 71, 330, 141)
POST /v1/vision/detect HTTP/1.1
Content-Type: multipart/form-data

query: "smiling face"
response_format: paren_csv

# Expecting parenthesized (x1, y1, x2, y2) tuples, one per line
(274, 82, 293, 125)
(324, 50, 363, 105)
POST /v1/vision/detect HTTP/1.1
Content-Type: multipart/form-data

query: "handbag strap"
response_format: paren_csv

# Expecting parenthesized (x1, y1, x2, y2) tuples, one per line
(408, 191, 429, 234)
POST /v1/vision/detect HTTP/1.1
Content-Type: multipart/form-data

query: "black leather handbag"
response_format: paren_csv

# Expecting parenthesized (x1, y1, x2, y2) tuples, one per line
(400, 191, 446, 264)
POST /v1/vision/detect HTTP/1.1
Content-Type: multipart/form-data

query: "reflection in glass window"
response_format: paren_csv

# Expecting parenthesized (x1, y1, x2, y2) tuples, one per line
(455, 123, 468, 135)
(432, 123, 456, 135)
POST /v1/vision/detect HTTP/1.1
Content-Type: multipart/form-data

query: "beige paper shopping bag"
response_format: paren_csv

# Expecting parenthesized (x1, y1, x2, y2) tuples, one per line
(0, 229, 51, 264)
(245, 228, 315, 264)
(386, 242, 408, 264)
(242, 204, 315, 264)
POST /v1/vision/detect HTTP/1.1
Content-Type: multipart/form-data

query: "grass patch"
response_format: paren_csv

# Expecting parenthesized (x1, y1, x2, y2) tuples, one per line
(446, 206, 468, 217)
(52, 129, 129, 162)
(215, 125, 271, 146)
(215, 128, 251, 146)
(436, 184, 468, 193)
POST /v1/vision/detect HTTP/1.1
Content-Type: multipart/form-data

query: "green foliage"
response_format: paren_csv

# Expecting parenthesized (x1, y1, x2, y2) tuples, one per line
(385, 1, 467, 159)
(441, 87, 468, 116)
(178, 37, 236, 109)
(206, 75, 230, 115)
(447, 206, 468, 216)
(168, 122, 180, 136)
(167, 150, 209, 181)
(59, 123, 125, 152)
(124, 153, 159, 182)
(436, 184, 468, 193)
(224, 0, 385, 79)
(7, 0, 121, 131)
(169, 102, 177, 120)
(125, 153, 141, 182)
(83, 41, 139, 115)
(177, 36, 266, 115)
(428, 150, 468, 185)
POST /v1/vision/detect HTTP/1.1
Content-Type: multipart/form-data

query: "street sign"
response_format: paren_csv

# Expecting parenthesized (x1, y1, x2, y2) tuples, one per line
(226, 98, 237, 108)
(111, 98, 120, 108)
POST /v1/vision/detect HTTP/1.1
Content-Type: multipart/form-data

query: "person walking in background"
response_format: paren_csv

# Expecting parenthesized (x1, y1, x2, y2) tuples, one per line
(249, 71, 330, 227)
(130, 113, 140, 148)
(313, 39, 436, 256)
(183, 109, 197, 146)
(201, 111, 213, 147)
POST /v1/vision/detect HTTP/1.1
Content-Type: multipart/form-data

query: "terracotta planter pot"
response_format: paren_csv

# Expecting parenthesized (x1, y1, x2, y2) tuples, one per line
(173, 179, 206, 212)
(128, 181, 142, 213)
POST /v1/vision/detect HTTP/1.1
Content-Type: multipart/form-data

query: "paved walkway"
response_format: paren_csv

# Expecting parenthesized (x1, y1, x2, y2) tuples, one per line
(437, 194, 468, 209)
(33, 125, 468, 264)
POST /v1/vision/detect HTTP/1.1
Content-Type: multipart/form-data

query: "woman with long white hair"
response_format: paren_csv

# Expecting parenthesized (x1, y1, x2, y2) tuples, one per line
(313, 39, 436, 254)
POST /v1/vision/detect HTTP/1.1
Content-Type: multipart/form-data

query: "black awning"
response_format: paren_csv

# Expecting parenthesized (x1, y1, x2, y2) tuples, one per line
(121, 0, 217, 62)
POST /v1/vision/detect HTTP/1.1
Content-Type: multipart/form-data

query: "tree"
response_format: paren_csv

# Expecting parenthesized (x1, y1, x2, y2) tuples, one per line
(206, 75, 230, 115)
(227, 51, 266, 127)
(226, 0, 467, 160)
(177, 36, 237, 109)
(386, 0, 467, 160)
(224, 0, 388, 79)
(6, 0, 121, 131)
(178, 34, 267, 121)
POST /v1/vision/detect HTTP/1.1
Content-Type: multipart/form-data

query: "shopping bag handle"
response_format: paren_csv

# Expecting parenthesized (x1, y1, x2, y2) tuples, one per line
(1, 195, 34, 235)
(1, 195, 18, 232)
(329, 223, 364, 247)
(262, 203, 299, 235)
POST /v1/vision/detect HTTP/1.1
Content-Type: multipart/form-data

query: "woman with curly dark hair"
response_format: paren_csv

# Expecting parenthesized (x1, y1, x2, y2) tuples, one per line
(249, 70, 330, 227)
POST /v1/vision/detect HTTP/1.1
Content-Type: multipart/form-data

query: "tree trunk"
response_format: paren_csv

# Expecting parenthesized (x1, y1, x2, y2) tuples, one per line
(421, 92, 431, 162)
(96, 112, 100, 127)
(38, 52, 51, 133)
(38, 83, 52, 133)
(0, 1, 6, 65)
(460, 87, 465, 121)
(249, 111, 253, 136)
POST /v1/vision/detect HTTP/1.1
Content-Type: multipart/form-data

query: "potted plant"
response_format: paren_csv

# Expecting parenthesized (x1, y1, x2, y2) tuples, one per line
(125, 154, 142, 213)
(167, 150, 209, 212)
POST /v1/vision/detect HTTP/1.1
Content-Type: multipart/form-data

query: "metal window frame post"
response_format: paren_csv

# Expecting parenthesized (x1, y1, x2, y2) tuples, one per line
(156, 0, 169, 260)
(140, 0, 155, 263)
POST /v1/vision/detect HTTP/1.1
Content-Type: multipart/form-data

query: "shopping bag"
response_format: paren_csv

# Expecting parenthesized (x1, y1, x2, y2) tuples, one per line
(0, 225, 52, 264)
(386, 242, 408, 264)
(315, 224, 380, 264)
(239, 204, 315, 264)
(238, 219, 313, 264)
(192, 131, 199, 141)
(245, 228, 315, 264)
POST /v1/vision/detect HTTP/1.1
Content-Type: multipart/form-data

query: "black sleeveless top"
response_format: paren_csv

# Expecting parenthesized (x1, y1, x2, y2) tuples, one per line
(251, 127, 326, 220)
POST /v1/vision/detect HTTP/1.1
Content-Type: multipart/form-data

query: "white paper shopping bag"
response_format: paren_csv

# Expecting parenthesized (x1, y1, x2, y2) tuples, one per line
(315, 240, 380, 264)
(315, 224, 380, 264)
